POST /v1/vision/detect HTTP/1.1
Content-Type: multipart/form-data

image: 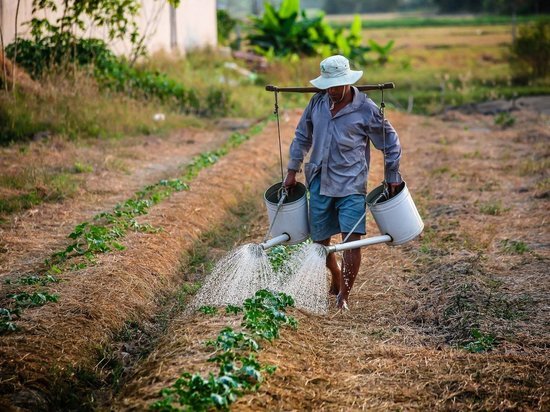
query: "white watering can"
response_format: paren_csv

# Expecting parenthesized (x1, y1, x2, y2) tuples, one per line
(259, 180, 424, 253)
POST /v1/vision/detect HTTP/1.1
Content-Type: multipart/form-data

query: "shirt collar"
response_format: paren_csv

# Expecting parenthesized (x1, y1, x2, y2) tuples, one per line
(324, 86, 364, 118)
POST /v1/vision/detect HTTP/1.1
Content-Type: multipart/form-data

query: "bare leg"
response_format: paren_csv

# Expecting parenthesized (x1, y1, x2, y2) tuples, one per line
(316, 238, 341, 295)
(337, 233, 362, 309)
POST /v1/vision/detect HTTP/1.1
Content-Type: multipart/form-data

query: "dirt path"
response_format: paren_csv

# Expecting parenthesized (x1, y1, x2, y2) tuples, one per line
(115, 108, 549, 410)
(1, 105, 548, 410)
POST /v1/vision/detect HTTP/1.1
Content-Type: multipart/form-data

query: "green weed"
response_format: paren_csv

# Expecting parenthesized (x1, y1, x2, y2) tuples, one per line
(267, 244, 301, 272)
(73, 162, 94, 173)
(479, 200, 507, 216)
(0, 308, 19, 333)
(494, 112, 516, 128)
(463, 329, 496, 353)
(9, 291, 59, 308)
(500, 239, 530, 254)
(198, 306, 218, 315)
(4, 274, 59, 286)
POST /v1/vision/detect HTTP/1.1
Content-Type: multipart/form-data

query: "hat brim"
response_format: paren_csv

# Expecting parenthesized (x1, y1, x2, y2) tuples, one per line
(310, 70, 363, 90)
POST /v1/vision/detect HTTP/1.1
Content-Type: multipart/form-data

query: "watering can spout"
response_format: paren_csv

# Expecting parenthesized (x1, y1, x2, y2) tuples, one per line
(259, 233, 291, 250)
(325, 234, 392, 253)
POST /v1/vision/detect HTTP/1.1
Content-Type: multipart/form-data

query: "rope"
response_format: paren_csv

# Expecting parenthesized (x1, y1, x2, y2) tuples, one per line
(274, 91, 284, 183)
(341, 87, 388, 245)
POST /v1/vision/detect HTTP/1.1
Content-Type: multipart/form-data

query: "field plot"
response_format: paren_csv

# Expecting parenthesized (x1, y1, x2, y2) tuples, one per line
(110, 106, 548, 411)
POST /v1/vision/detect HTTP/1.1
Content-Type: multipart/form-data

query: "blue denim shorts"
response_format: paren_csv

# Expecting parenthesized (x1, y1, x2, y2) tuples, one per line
(308, 174, 366, 241)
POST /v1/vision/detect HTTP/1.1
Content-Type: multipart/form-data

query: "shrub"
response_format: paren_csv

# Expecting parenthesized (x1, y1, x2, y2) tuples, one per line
(217, 9, 238, 46)
(247, 0, 371, 64)
(5, 35, 230, 118)
(510, 19, 550, 82)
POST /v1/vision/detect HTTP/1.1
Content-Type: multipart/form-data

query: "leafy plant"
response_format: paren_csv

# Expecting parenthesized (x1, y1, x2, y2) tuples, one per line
(463, 329, 496, 353)
(479, 200, 507, 216)
(198, 306, 218, 315)
(367, 39, 395, 66)
(247, 0, 372, 64)
(151, 290, 295, 411)
(0, 308, 19, 333)
(5, 274, 59, 286)
(217, 9, 238, 46)
(9, 291, 59, 308)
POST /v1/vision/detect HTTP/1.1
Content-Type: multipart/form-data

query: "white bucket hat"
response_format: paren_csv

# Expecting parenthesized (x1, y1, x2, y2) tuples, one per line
(310, 55, 363, 90)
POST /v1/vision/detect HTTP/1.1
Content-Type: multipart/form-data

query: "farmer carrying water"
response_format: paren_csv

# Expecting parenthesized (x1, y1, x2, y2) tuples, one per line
(283, 55, 403, 310)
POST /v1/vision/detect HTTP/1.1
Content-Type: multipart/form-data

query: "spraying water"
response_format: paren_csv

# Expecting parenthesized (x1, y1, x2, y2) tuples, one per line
(276, 243, 329, 315)
(192, 241, 329, 315)
(192, 243, 273, 308)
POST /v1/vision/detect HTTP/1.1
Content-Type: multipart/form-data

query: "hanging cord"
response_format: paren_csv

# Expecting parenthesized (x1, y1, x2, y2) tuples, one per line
(263, 91, 288, 242)
(274, 91, 285, 183)
(342, 87, 388, 244)
(380, 87, 389, 200)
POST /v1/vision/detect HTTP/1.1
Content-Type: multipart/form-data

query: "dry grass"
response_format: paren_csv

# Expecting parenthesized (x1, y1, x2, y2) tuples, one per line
(112, 108, 548, 411)
(0, 115, 297, 409)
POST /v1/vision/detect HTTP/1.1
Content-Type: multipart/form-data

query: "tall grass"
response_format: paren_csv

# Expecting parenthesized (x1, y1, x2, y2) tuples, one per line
(0, 70, 202, 145)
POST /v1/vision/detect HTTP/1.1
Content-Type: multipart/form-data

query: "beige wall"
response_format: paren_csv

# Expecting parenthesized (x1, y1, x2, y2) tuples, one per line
(0, 0, 217, 55)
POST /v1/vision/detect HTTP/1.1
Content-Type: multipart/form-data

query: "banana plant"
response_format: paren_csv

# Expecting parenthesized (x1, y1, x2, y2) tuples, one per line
(367, 38, 395, 66)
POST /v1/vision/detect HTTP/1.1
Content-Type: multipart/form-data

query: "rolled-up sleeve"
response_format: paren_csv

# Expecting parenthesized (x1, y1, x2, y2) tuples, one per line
(287, 101, 314, 171)
(367, 107, 402, 183)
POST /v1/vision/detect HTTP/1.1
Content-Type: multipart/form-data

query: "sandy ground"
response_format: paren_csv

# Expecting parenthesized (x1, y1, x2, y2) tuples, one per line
(0, 103, 548, 410)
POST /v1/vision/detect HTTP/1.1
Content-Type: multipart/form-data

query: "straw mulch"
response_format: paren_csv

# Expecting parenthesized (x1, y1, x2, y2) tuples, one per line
(114, 108, 549, 411)
(0, 114, 297, 409)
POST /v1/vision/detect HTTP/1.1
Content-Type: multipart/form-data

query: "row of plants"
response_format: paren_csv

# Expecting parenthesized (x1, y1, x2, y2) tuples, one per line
(151, 289, 297, 411)
(0, 126, 261, 334)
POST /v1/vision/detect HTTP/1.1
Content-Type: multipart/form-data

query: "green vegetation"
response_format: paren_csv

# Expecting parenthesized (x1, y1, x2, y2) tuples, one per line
(510, 19, 550, 83)
(329, 14, 546, 30)
(247, 0, 370, 63)
(267, 244, 302, 272)
(479, 200, 507, 216)
(494, 112, 516, 128)
(150, 290, 296, 411)
(0, 125, 264, 335)
(500, 239, 530, 254)
(463, 328, 496, 353)
(198, 306, 219, 315)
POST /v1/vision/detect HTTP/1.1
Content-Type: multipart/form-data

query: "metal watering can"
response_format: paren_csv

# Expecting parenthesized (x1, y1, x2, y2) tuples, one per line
(259, 181, 424, 253)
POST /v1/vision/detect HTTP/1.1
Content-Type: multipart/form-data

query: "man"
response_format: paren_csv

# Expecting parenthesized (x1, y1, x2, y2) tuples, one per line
(283, 55, 403, 310)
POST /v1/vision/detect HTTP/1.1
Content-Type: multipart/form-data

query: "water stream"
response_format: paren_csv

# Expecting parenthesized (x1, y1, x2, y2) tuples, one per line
(192, 242, 329, 314)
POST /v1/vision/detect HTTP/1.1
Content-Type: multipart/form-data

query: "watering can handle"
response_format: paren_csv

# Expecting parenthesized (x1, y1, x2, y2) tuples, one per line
(263, 188, 287, 242)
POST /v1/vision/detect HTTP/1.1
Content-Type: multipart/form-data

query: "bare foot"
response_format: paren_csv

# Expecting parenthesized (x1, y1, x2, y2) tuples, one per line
(336, 294, 349, 311)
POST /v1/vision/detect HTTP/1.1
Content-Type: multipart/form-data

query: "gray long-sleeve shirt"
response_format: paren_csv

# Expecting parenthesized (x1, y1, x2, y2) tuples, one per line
(287, 86, 402, 197)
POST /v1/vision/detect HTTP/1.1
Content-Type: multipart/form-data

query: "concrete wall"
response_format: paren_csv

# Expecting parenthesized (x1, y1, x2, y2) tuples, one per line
(0, 0, 217, 55)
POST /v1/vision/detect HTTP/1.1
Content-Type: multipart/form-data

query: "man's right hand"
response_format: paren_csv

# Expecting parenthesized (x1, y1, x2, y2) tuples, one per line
(283, 170, 297, 189)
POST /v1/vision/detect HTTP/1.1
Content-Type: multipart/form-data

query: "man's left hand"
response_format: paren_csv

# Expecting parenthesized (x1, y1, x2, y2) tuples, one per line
(388, 182, 403, 198)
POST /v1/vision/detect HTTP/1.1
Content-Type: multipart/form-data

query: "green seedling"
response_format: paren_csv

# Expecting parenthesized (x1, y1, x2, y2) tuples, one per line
(151, 290, 295, 411)
(198, 306, 218, 315)
(9, 291, 59, 308)
(463, 329, 496, 353)
(0, 308, 19, 333)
